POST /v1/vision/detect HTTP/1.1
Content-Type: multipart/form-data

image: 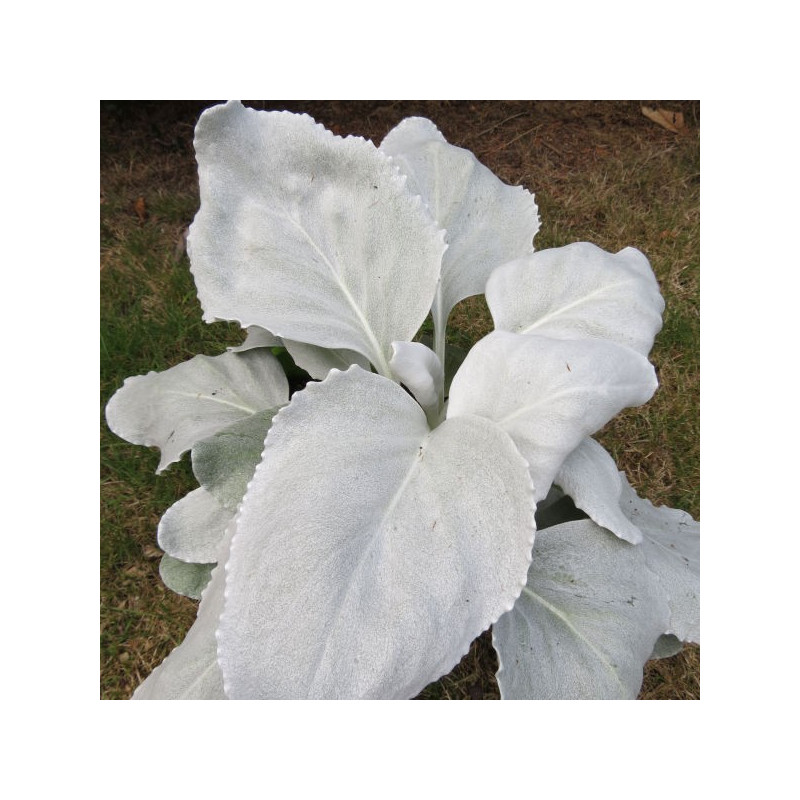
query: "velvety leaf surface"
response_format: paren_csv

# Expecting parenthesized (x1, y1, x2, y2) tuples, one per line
(105, 349, 288, 473)
(492, 519, 670, 699)
(650, 634, 684, 660)
(380, 117, 539, 342)
(282, 338, 370, 380)
(157, 486, 234, 564)
(217, 366, 535, 699)
(447, 330, 657, 501)
(389, 340, 444, 414)
(555, 438, 644, 543)
(188, 101, 446, 376)
(191, 409, 280, 510)
(159, 554, 215, 600)
(619, 475, 700, 643)
(227, 325, 282, 352)
(485, 243, 664, 356)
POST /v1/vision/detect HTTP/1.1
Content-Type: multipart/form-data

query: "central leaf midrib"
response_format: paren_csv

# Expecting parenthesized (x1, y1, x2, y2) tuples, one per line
(169, 390, 257, 415)
(520, 584, 627, 694)
(519, 280, 636, 334)
(284, 212, 390, 376)
(306, 436, 427, 694)
(497, 381, 647, 428)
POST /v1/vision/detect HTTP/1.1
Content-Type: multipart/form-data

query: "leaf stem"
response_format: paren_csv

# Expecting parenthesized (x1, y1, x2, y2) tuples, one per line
(431, 292, 448, 424)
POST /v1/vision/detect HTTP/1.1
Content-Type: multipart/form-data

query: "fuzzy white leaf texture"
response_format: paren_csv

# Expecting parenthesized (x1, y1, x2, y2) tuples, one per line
(105, 349, 288, 473)
(447, 330, 658, 501)
(555, 438, 644, 544)
(159, 555, 215, 600)
(217, 366, 536, 699)
(389, 340, 444, 417)
(227, 325, 282, 352)
(282, 338, 370, 380)
(157, 486, 234, 564)
(492, 519, 670, 699)
(486, 242, 664, 356)
(191, 408, 280, 511)
(619, 475, 700, 643)
(650, 634, 684, 660)
(188, 101, 446, 377)
(380, 116, 539, 342)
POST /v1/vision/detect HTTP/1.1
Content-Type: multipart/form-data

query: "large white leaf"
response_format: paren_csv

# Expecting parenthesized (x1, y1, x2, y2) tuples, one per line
(217, 366, 535, 699)
(485, 242, 664, 356)
(380, 117, 539, 350)
(447, 330, 658, 501)
(492, 519, 670, 699)
(619, 475, 700, 643)
(133, 529, 233, 700)
(555, 438, 644, 544)
(105, 349, 288, 473)
(157, 486, 234, 564)
(188, 101, 446, 377)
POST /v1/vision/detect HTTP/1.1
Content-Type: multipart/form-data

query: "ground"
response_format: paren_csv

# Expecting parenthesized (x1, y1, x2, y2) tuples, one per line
(100, 100, 699, 700)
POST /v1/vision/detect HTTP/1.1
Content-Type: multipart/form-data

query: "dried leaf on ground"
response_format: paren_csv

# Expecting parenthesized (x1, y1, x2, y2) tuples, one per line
(641, 106, 685, 133)
(134, 195, 147, 222)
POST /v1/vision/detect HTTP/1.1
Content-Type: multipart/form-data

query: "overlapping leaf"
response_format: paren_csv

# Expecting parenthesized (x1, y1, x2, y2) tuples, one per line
(650, 634, 684, 660)
(159, 555, 215, 600)
(282, 338, 370, 380)
(157, 486, 234, 564)
(492, 519, 670, 699)
(486, 242, 664, 356)
(217, 366, 536, 699)
(447, 330, 658, 501)
(619, 475, 700, 643)
(555, 438, 644, 543)
(188, 101, 446, 376)
(389, 340, 444, 419)
(380, 117, 539, 348)
(227, 325, 281, 352)
(133, 530, 234, 700)
(105, 349, 288, 473)
(191, 408, 280, 511)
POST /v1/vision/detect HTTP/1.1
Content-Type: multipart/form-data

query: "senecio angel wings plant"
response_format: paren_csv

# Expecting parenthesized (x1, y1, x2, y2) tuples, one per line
(106, 101, 699, 699)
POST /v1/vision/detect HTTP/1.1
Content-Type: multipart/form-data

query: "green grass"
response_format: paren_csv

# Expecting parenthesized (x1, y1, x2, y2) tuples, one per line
(100, 122, 248, 696)
(100, 101, 699, 700)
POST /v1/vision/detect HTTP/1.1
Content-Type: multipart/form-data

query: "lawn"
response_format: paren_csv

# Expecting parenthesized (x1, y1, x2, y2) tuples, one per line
(100, 100, 699, 699)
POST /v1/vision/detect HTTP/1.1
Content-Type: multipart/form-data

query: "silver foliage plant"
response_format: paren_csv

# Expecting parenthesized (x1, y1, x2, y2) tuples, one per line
(106, 101, 699, 699)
